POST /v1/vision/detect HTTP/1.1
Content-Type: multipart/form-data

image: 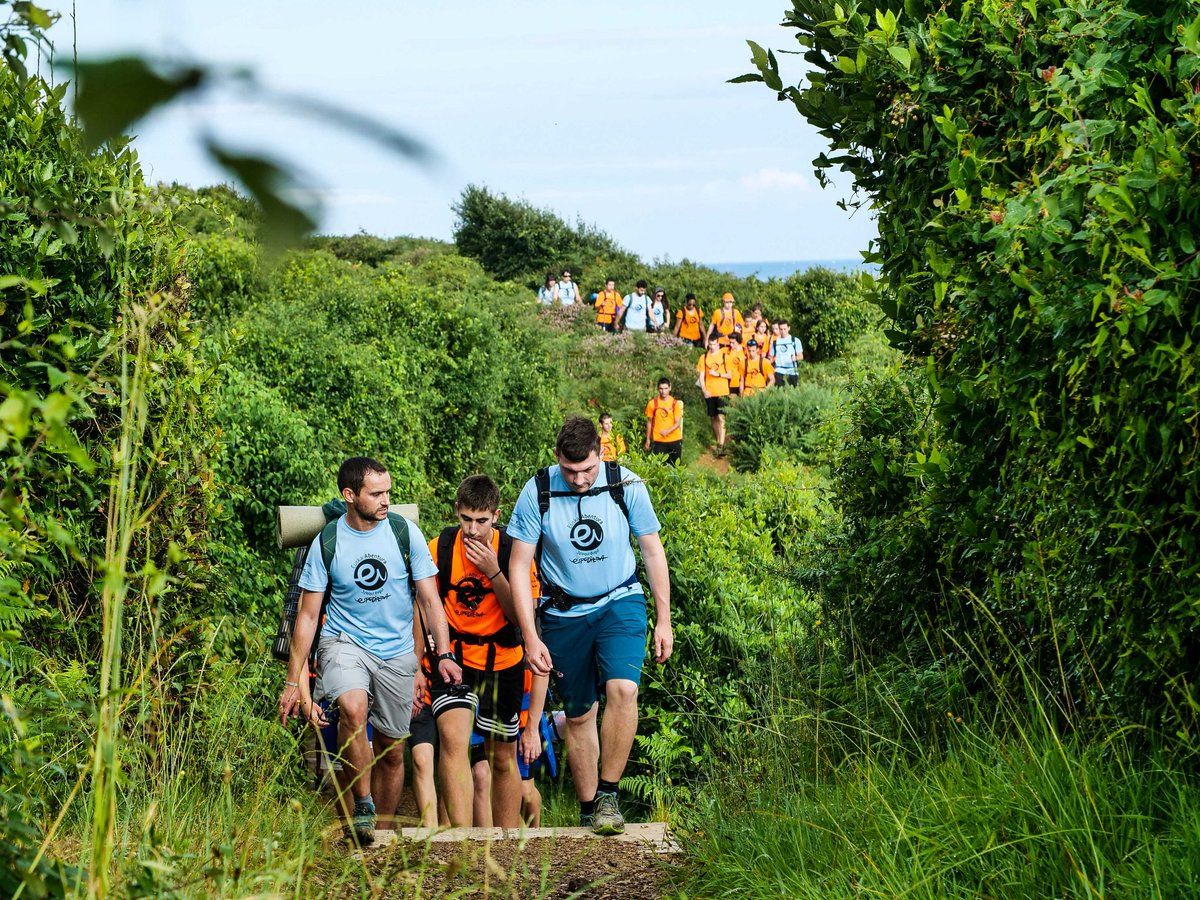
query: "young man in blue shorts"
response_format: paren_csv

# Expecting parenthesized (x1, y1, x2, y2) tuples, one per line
(506, 417, 674, 835)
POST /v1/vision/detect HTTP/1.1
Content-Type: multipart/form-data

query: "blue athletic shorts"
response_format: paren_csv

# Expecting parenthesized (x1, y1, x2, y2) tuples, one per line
(540, 592, 648, 718)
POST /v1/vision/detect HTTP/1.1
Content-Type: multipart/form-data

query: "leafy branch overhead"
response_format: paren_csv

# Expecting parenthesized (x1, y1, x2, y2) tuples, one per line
(68, 54, 434, 248)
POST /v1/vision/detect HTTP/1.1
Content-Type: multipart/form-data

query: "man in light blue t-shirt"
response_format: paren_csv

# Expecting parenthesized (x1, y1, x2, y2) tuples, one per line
(773, 319, 804, 386)
(616, 280, 660, 333)
(507, 417, 674, 836)
(278, 456, 462, 845)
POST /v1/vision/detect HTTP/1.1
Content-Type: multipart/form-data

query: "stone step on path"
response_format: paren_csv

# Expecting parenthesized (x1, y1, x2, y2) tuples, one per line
(373, 822, 681, 855)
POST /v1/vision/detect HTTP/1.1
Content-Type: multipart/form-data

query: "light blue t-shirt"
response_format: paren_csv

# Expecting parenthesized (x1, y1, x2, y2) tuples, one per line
(298, 516, 438, 660)
(774, 335, 804, 374)
(558, 281, 578, 306)
(622, 293, 653, 331)
(507, 464, 660, 617)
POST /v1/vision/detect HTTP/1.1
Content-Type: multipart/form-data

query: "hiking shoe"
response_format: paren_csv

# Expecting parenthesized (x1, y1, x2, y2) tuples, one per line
(591, 791, 624, 835)
(579, 811, 595, 829)
(347, 799, 376, 845)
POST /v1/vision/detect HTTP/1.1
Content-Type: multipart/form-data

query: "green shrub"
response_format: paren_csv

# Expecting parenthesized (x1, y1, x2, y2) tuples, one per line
(185, 232, 265, 323)
(783, 266, 872, 361)
(310, 232, 452, 266)
(743, 0, 1200, 732)
(452, 184, 637, 284)
(725, 384, 836, 472)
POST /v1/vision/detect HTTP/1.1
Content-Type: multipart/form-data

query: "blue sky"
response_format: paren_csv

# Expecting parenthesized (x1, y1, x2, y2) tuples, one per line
(70, 1, 876, 263)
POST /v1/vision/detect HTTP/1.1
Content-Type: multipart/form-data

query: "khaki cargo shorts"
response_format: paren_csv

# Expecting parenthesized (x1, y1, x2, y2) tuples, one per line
(315, 632, 419, 740)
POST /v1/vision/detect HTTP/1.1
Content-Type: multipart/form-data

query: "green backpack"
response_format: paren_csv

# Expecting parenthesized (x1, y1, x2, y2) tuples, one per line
(271, 499, 415, 663)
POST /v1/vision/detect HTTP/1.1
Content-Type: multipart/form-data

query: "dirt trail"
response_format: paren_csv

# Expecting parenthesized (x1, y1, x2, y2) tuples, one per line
(355, 835, 673, 898)
(694, 450, 730, 475)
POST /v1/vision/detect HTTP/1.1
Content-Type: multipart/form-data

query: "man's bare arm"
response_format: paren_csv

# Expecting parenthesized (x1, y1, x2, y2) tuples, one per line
(637, 532, 674, 664)
(508, 538, 552, 675)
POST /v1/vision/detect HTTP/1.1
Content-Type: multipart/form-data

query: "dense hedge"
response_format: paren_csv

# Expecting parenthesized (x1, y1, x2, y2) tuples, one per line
(744, 0, 1200, 731)
(783, 266, 873, 361)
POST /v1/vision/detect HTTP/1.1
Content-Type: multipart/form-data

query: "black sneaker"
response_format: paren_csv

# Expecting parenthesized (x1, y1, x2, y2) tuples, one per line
(579, 811, 595, 828)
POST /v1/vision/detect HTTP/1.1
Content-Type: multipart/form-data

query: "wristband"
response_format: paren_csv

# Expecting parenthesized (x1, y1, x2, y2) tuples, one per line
(437, 652, 456, 663)
(488, 570, 502, 581)
(284, 681, 299, 687)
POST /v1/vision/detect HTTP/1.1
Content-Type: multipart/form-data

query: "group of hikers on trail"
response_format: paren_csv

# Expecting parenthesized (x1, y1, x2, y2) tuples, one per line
(277, 417, 672, 846)
(584, 285, 806, 461)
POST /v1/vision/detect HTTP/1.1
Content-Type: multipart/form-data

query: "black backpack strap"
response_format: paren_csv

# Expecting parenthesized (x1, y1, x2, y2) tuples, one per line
(534, 467, 551, 573)
(535, 467, 551, 518)
(605, 460, 630, 522)
(497, 526, 513, 578)
(436, 525, 458, 600)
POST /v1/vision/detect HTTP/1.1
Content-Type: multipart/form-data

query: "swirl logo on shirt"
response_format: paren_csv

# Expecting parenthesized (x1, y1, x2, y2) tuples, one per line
(451, 576, 489, 612)
(569, 517, 604, 552)
(353, 557, 388, 591)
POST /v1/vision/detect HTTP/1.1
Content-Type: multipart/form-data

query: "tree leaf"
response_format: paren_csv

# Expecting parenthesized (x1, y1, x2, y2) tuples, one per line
(74, 57, 206, 149)
(888, 46, 913, 71)
(204, 141, 318, 253)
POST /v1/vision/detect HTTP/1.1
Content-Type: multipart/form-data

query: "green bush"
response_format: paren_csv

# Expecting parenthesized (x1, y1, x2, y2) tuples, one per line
(725, 384, 836, 472)
(185, 232, 265, 323)
(310, 232, 452, 266)
(743, 0, 1200, 732)
(452, 184, 637, 284)
(783, 266, 873, 361)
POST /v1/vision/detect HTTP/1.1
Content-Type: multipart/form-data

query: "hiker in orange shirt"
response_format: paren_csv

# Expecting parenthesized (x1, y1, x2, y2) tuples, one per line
(696, 335, 732, 454)
(594, 278, 621, 333)
(752, 318, 773, 358)
(421, 475, 540, 828)
(742, 339, 776, 397)
(674, 293, 705, 348)
(726, 333, 747, 398)
(706, 292, 745, 347)
(598, 413, 626, 462)
(644, 377, 684, 465)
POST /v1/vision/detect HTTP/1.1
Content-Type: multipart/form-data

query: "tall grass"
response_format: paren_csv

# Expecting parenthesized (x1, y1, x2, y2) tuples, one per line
(678, 636, 1200, 898)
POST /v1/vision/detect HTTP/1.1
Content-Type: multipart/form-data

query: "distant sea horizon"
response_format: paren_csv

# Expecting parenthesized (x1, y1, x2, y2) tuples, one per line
(706, 258, 872, 280)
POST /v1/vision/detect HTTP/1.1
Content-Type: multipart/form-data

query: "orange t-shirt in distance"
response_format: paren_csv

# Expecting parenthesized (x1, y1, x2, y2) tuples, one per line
(427, 528, 539, 671)
(696, 350, 731, 397)
(595, 289, 620, 325)
(742, 356, 775, 395)
(726, 347, 746, 389)
(645, 397, 684, 442)
(600, 431, 626, 461)
(710, 308, 745, 344)
(677, 306, 704, 341)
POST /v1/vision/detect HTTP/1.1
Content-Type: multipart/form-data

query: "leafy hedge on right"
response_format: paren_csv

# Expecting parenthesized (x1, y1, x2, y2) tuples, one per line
(741, 1, 1200, 734)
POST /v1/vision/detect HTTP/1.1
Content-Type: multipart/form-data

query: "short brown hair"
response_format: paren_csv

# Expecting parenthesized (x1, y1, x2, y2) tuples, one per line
(556, 416, 601, 462)
(455, 474, 500, 512)
(338, 456, 388, 494)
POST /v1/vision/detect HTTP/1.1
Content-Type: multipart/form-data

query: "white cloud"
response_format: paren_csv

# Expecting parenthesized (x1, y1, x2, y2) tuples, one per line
(736, 167, 812, 193)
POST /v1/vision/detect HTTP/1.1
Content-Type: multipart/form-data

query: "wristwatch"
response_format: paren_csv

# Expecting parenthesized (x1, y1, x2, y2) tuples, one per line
(437, 651, 456, 663)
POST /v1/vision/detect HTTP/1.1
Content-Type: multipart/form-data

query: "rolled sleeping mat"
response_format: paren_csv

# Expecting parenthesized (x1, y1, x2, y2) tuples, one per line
(276, 503, 420, 549)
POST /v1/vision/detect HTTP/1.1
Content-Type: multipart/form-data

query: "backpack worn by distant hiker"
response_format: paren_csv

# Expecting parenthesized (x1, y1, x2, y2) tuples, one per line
(533, 460, 636, 613)
(271, 499, 415, 664)
(434, 525, 523, 671)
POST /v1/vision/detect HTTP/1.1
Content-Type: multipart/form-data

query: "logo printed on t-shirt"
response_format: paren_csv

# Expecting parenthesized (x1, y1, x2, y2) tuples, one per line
(353, 556, 388, 591)
(569, 516, 604, 552)
(451, 575, 489, 612)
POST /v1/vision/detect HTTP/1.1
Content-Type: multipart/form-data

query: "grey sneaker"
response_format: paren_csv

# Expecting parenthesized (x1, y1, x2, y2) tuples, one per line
(347, 800, 376, 845)
(591, 791, 624, 835)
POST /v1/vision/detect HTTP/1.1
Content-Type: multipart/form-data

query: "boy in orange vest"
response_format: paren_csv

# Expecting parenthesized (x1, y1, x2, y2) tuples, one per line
(419, 475, 541, 827)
